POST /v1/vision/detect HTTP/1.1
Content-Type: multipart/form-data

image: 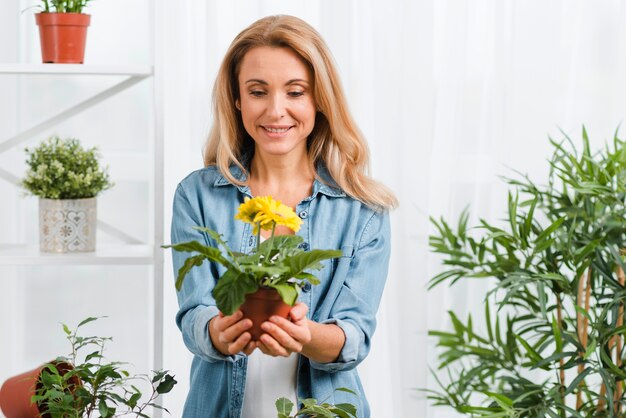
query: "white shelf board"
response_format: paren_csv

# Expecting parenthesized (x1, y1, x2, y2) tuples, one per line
(0, 244, 155, 265)
(0, 64, 153, 76)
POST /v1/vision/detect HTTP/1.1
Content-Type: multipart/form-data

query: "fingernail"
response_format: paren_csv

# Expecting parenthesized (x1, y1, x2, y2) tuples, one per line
(261, 322, 271, 331)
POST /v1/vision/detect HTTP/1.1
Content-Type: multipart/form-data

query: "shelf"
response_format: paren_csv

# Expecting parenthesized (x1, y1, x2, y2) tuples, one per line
(0, 244, 155, 265)
(0, 64, 153, 76)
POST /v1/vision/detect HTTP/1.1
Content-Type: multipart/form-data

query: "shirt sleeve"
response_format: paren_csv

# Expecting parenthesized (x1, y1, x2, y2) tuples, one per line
(170, 183, 242, 363)
(309, 210, 391, 372)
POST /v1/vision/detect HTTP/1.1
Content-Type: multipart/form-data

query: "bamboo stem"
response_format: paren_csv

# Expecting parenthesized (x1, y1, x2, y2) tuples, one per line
(577, 268, 592, 410)
(614, 265, 625, 416)
(557, 296, 566, 395)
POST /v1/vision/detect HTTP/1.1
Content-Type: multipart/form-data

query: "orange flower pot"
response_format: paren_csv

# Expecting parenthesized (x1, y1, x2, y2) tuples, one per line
(35, 13, 91, 64)
(240, 287, 292, 341)
(0, 361, 79, 418)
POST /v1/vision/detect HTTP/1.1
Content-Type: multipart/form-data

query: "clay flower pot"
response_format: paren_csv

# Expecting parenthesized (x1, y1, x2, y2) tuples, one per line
(240, 287, 292, 341)
(35, 13, 91, 64)
(0, 361, 79, 418)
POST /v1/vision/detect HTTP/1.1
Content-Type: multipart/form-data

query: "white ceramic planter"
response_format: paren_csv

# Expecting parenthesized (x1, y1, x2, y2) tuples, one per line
(39, 197, 97, 252)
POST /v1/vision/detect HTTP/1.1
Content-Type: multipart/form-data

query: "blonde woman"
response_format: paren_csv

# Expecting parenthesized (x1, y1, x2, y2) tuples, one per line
(171, 15, 397, 418)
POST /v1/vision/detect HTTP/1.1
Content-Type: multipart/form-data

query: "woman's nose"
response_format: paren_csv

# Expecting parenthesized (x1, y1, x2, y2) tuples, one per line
(266, 94, 286, 119)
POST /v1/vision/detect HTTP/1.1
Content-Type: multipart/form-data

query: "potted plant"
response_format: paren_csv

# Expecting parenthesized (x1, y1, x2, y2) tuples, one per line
(34, 0, 93, 63)
(165, 195, 342, 340)
(275, 387, 358, 418)
(426, 128, 626, 416)
(0, 317, 177, 418)
(22, 135, 112, 253)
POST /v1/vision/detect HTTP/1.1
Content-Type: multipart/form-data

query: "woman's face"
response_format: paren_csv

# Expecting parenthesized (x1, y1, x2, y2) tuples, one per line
(237, 46, 316, 161)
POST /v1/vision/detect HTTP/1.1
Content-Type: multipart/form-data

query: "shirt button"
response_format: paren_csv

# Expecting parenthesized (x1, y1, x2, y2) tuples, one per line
(298, 242, 310, 251)
(302, 282, 312, 292)
(298, 210, 308, 219)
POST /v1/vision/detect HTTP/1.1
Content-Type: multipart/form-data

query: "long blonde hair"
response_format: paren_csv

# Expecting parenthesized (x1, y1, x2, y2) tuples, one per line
(204, 15, 398, 210)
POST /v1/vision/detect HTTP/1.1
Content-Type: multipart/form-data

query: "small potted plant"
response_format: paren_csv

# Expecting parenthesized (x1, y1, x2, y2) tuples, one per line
(0, 317, 177, 418)
(22, 135, 112, 253)
(166, 196, 342, 340)
(34, 0, 94, 63)
(275, 388, 358, 418)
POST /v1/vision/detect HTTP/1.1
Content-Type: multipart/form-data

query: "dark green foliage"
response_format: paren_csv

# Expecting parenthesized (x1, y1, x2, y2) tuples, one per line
(275, 387, 358, 418)
(32, 317, 177, 418)
(164, 226, 341, 315)
(427, 128, 626, 417)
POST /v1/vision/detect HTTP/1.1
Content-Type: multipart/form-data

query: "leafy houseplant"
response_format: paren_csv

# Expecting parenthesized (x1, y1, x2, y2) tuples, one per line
(23, 136, 112, 252)
(0, 317, 177, 418)
(34, 1, 94, 63)
(166, 195, 342, 339)
(426, 128, 626, 417)
(275, 387, 358, 418)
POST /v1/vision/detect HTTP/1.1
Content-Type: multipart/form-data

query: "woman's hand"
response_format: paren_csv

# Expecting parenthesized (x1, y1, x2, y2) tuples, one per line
(209, 310, 257, 356)
(257, 302, 312, 357)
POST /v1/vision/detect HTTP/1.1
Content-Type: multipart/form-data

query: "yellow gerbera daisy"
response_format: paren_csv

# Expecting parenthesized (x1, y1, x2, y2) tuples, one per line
(235, 196, 302, 234)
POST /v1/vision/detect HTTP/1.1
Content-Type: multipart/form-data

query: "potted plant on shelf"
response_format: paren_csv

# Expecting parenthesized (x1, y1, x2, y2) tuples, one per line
(426, 128, 626, 416)
(34, 0, 94, 64)
(21, 135, 112, 253)
(0, 317, 177, 418)
(165, 195, 342, 340)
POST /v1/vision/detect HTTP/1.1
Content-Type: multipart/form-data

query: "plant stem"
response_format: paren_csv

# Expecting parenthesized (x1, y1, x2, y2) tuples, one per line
(557, 295, 566, 399)
(576, 268, 591, 410)
(615, 264, 625, 416)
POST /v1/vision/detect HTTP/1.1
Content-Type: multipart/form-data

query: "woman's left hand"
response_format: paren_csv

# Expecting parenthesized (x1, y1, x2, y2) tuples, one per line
(257, 302, 312, 357)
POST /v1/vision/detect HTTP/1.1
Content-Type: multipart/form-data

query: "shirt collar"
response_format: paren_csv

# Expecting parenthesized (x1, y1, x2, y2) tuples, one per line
(213, 160, 346, 199)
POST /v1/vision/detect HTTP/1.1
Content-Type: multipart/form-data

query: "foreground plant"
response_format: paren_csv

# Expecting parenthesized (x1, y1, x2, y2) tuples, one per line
(166, 196, 341, 315)
(33, 317, 177, 418)
(276, 388, 358, 418)
(427, 128, 626, 417)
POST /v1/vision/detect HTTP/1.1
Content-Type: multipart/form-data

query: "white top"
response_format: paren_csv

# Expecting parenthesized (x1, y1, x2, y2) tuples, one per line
(241, 349, 299, 417)
(242, 235, 298, 417)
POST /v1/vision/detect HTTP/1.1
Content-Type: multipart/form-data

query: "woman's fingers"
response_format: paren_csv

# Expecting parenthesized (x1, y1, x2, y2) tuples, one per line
(210, 310, 254, 355)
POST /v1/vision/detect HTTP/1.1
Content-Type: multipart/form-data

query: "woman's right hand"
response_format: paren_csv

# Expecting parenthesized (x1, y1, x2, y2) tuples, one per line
(209, 310, 257, 356)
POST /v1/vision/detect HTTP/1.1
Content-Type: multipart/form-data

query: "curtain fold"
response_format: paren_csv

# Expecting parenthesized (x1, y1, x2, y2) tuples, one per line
(162, 1, 626, 416)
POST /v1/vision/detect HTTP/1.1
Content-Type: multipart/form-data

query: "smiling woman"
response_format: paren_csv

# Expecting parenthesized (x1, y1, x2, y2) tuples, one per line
(170, 14, 397, 418)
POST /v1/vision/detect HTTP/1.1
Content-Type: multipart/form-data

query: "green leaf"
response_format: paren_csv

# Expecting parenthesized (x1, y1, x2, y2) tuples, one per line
(284, 250, 342, 277)
(275, 397, 294, 415)
(270, 283, 299, 306)
(174, 254, 206, 291)
(212, 269, 257, 315)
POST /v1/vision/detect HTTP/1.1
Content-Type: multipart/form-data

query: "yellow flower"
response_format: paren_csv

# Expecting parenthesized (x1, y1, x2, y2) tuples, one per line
(235, 196, 302, 234)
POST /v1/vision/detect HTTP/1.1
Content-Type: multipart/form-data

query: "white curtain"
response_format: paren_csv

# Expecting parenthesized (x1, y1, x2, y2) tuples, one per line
(161, 1, 626, 417)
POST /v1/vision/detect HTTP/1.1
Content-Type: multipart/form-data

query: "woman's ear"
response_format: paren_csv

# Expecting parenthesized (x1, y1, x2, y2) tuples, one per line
(235, 99, 241, 110)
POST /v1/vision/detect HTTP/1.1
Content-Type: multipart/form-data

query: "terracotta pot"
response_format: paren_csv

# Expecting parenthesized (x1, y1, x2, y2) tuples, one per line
(35, 13, 91, 64)
(240, 287, 292, 341)
(0, 361, 79, 418)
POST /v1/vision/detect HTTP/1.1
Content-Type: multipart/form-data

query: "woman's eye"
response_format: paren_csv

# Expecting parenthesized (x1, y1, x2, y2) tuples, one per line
(288, 91, 304, 97)
(249, 90, 266, 97)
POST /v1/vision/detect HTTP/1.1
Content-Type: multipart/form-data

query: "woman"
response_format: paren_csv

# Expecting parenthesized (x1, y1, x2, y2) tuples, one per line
(171, 15, 397, 418)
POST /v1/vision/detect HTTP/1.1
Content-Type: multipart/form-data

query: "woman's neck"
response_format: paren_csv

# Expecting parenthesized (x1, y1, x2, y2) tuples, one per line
(248, 152, 315, 210)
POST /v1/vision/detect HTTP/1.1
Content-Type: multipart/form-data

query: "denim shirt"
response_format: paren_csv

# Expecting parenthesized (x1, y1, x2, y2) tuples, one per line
(170, 164, 391, 418)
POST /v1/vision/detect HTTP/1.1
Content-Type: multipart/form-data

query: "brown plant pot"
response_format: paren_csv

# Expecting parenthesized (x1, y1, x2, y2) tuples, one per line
(240, 287, 292, 341)
(35, 13, 91, 64)
(0, 361, 79, 418)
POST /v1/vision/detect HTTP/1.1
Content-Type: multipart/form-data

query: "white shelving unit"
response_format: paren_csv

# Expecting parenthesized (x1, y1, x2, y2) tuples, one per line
(0, 50, 163, 418)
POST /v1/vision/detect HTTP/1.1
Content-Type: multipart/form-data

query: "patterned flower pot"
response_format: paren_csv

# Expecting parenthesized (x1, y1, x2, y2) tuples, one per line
(35, 13, 91, 64)
(240, 287, 292, 341)
(39, 197, 97, 252)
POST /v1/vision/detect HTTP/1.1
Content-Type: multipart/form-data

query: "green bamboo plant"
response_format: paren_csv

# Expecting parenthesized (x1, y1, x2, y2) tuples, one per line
(426, 127, 626, 417)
